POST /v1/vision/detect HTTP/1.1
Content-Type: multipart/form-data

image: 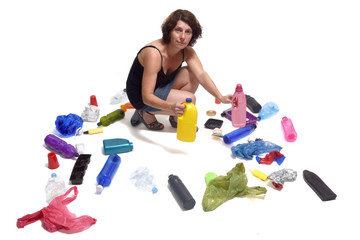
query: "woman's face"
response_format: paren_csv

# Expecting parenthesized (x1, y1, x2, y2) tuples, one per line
(170, 20, 193, 49)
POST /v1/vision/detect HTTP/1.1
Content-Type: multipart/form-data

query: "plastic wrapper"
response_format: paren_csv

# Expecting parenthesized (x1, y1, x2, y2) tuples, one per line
(55, 113, 83, 137)
(231, 139, 282, 160)
(17, 186, 96, 233)
(202, 163, 267, 212)
(267, 169, 297, 190)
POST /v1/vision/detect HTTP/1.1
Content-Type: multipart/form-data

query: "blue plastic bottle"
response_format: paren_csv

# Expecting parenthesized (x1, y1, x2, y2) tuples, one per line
(223, 124, 257, 144)
(96, 154, 121, 194)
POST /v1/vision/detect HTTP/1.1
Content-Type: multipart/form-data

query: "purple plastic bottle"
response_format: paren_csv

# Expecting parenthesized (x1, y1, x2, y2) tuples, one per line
(44, 134, 79, 158)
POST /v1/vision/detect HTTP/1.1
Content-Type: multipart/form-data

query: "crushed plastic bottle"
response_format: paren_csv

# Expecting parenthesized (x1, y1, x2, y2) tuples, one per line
(130, 167, 158, 194)
(45, 173, 67, 203)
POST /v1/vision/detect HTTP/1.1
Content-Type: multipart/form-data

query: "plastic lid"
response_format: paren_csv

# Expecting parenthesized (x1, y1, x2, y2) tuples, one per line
(235, 84, 243, 92)
(96, 185, 104, 194)
(51, 173, 57, 178)
(152, 187, 158, 194)
(186, 98, 192, 102)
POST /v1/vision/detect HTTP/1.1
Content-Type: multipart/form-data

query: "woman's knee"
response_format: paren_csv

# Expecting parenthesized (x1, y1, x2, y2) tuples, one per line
(173, 67, 199, 92)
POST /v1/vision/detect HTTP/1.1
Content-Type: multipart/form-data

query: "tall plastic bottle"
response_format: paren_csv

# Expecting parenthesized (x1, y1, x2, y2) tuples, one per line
(96, 154, 121, 194)
(232, 84, 247, 128)
(97, 109, 125, 127)
(223, 124, 257, 144)
(177, 98, 197, 142)
(168, 175, 196, 210)
(281, 116, 297, 142)
(44, 134, 79, 158)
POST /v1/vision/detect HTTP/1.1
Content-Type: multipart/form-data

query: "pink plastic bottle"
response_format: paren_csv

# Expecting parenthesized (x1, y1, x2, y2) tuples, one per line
(281, 116, 297, 142)
(231, 84, 247, 128)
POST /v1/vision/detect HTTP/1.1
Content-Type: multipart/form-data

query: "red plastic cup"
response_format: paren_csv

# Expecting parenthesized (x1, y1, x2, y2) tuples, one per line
(90, 95, 98, 107)
(48, 152, 60, 169)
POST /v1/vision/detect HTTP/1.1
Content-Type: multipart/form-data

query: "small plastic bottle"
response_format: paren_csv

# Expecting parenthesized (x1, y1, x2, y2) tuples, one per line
(177, 98, 197, 142)
(168, 174, 196, 210)
(258, 102, 279, 121)
(130, 167, 158, 194)
(44, 134, 79, 158)
(103, 138, 133, 155)
(97, 109, 125, 127)
(281, 116, 297, 142)
(45, 173, 67, 203)
(96, 154, 121, 194)
(232, 84, 247, 128)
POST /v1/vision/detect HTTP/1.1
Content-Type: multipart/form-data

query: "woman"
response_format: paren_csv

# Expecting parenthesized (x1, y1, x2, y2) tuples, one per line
(126, 9, 232, 130)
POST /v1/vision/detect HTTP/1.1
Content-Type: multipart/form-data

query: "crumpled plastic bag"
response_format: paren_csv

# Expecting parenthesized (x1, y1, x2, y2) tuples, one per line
(202, 163, 267, 212)
(17, 186, 96, 233)
(231, 139, 282, 160)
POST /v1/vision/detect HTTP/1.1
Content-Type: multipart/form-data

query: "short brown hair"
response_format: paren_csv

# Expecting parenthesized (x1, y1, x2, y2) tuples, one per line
(161, 9, 202, 47)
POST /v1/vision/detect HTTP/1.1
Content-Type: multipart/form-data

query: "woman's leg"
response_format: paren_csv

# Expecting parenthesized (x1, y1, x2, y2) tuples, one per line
(147, 66, 199, 116)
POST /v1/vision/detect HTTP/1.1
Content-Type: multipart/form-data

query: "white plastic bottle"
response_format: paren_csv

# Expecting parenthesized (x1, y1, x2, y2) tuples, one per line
(130, 167, 158, 194)
(232, 84, 247, 128)
(45, 173, 67, 203)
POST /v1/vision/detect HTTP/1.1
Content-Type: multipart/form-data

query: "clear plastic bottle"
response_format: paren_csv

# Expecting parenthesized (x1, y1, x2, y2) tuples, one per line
(281, 116, 297, 142)
(45, 173, 67, 203)
(130, 167, 158, 194)
(232, 84, 247, 128)
(96, 154, 121, 194)
(177, 98, 197, 142)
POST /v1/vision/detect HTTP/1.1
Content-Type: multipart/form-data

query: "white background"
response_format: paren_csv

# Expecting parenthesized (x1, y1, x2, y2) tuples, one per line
(1, 0, 359, 239)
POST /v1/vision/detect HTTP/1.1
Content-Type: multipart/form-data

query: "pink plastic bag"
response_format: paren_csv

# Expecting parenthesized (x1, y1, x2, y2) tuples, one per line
(17, 186, 96, 233)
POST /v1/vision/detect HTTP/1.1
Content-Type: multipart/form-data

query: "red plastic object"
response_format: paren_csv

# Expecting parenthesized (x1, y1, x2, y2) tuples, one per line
(90, 95, 98, 107)
(215, 98, 221, 104)
(47, 152, 59, 169)
(272, 182, 283, 190)
(17, 186, 96, 233)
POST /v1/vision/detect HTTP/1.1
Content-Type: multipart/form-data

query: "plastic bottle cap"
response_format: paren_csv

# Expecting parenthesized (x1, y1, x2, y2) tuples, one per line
(235, 84, 243, 92)
(51, 173, 57, 178)
(186, 98, 192, 102)
(96, 185, 104, 194)
(152, 187, 158, 194)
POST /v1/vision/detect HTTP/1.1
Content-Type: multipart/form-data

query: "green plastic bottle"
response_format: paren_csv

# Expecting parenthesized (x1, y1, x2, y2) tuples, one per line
(97, 109, 125, 127)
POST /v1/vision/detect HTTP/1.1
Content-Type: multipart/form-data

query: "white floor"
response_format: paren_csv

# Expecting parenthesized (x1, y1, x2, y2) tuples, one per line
(1, 1, 359, 239)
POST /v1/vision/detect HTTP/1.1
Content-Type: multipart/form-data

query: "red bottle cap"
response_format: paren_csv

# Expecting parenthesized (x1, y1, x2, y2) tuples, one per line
(90, 95, 98, 106)
(215, 98, 221, 104)
(48, 152, 60, 169)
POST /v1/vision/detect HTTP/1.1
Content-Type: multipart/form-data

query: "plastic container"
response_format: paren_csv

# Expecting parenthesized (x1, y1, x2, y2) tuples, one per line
(45, 173, 67, 203)
(223, 124, 257, 144)
(168, 174, 196, 210)
(177, 98, 197, 142)
(231, 84, 247, 128)
(97, 109, 125, 127)
(245, 95, 262, 113)
(103, 138, 133, 155)
(281, 116, 297, 142)
(44, 134, 79, 158)
(96, 154, 121, 194)
(130, 167, 158, 194)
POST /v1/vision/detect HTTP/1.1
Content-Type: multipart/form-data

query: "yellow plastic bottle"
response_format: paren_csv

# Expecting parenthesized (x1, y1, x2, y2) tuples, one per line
(177, 98, 197, 142)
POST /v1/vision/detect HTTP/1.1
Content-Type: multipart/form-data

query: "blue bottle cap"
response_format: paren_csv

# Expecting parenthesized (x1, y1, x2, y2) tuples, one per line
(186, 98, 192, 102)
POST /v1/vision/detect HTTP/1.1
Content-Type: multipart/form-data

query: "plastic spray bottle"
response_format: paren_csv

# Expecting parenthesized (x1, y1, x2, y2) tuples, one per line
(44, 134, 79, 158)
(97, 109, 125, 127)
(232, 84, 247, 128)
(281, 116, 297, 142)
(96, 154, 121, 194)
(177, 98, 197, 142)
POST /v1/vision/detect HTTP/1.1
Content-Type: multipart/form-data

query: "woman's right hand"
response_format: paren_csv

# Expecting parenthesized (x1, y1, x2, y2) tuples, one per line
(171, 102, 186, 116)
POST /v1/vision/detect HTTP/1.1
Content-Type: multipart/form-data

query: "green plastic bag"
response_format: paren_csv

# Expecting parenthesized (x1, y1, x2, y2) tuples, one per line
(202, 163, 267, 212)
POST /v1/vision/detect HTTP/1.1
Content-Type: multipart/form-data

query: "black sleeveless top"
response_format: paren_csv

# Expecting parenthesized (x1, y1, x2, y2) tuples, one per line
(126, 45, 184, 109)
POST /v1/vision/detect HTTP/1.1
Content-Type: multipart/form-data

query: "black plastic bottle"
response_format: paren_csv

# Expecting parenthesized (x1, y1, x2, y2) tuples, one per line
(168, 175, 196, 210)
